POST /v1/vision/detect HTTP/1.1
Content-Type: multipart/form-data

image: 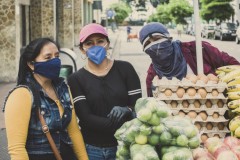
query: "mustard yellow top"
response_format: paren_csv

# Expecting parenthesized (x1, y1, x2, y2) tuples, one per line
(4, 87, 88, 160)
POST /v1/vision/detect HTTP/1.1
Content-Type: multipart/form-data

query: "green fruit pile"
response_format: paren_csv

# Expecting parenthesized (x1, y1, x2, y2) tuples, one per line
(115, 97, 200, 160)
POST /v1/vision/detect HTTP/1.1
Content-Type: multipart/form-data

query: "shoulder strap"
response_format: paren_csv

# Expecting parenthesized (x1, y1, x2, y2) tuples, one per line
(38, 109, 62, 160)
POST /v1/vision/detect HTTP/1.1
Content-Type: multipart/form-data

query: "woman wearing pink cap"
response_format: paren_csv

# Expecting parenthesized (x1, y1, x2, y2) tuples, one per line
(67, 23, 142, 160)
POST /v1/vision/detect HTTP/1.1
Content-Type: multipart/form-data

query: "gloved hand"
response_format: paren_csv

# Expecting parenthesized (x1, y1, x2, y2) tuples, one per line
(107, 106, 132, 125)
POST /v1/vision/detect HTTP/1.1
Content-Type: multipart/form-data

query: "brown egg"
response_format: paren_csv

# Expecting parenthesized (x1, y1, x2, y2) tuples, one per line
(217, 122, 225, 130)
(195, 122, 202, 130)
(164, 89, 172, 97)
(207, 73, 219, 83)
(205, 100, 212, 108)
(206, 122, 213, 130)
(198, 74, 209, 84)
(198, 88, 208, 98)
(194, 100, 201, 108)
(212, 112, 219, 119)
(201, 134, 208, 143)
(211, 89, 219, 97)
(186, 87, 197, 97)
(187, 111, 197, 119)
(214, 134, 221, 138)
(178, 111, 186, 117)
(186, 74, 198, 84)
(176, 87, 185, 98)
(217, 100, 224, 108)
(182, 100, 189, 108)
(199, 111, 208, 121)
(171, 100, 178, 108)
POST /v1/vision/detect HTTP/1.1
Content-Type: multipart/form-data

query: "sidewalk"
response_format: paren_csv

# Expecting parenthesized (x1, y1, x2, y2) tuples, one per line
(0, 82, 15, 160)
(0, 28, 120, 159)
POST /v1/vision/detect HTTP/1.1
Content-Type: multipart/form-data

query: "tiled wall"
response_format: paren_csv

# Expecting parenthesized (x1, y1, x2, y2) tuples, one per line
(0, 0, 16, 82)
(74, 0, 82, 46)
(30, 0, 42, 40)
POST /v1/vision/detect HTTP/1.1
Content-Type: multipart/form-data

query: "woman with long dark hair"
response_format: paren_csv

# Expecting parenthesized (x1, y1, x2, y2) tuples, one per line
(3, 38, 88, 160)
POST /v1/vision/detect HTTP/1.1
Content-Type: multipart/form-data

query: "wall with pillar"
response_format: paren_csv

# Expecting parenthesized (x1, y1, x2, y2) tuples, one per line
(30, 0, 42, 40)
(74, 0, 82, 46)
(0, 0, 17, 82)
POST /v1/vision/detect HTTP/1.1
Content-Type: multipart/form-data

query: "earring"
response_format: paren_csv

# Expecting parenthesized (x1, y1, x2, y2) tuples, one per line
(81, 54, 87, 60)
(107, 51, 111, 57)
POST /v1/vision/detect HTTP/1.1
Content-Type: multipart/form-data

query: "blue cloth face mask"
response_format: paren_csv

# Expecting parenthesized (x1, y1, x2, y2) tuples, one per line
(144, 38, 174, 68)
(33, 58, 61, 80)
(85, 44, 107, 64)
(144, 38, 187, 80)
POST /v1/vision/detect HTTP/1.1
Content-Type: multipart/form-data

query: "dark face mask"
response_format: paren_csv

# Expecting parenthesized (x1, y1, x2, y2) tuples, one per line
(33, 58, 61, 80)
(144, 38, 173, 68)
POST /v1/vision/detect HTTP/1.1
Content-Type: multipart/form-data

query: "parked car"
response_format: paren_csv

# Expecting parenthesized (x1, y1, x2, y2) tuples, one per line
(201, 24, 215, 39)
(214, 22, 237, 41)
(236, 26, 240, 44)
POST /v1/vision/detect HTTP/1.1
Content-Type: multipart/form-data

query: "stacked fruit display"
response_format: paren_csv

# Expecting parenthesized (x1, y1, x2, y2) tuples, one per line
(193, 136, 240, 160)
(151, 74, 229, 143)
(216, 65, 240, 138)
(115, 97, 200, 160)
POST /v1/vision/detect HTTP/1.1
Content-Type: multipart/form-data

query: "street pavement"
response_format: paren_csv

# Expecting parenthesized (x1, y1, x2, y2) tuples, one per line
(1, 26, 240, 159)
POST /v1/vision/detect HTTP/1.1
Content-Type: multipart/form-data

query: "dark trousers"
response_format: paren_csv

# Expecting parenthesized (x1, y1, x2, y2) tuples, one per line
(29, 141, 77, 160)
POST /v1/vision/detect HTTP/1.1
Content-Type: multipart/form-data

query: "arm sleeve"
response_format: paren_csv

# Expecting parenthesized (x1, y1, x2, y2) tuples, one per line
(67, 109, 88, 160)
(146, 64, 156, 97)
(66, 87, 88, 160)
(67, 75, 116, 133)
(4, 88, 32, 160)
(203, 41, 240, 68)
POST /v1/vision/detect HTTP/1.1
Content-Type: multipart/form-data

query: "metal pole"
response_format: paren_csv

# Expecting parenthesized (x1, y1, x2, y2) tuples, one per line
(236, 0, 240, 22)
(193, 0, 203, 74)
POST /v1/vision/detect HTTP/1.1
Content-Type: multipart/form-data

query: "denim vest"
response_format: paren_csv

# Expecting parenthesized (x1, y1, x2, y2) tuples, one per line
(3, 77, 73, 155)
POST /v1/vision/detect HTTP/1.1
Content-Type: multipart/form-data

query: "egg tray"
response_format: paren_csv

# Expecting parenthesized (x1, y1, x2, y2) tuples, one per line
(200, 131, 229, 141)
(154, 84, 226, 93)
(171, 107, 228, 116)
(152, 77, 226, 93)
(196, 121, 229, 132)
(165, 99, 228, 105)
(153, 92, 227, 102)
(193, 115, 229, 123)
(168, 103, 228, 111)
(200, 126, 229, 133)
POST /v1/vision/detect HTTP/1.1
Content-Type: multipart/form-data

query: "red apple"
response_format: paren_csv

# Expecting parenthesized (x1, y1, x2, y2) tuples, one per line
(224, 136, 240, 149)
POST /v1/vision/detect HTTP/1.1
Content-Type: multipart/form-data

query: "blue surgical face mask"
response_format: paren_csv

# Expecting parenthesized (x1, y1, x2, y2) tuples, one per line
(33, 58, 61, 80)
(85, 44, 107, 64)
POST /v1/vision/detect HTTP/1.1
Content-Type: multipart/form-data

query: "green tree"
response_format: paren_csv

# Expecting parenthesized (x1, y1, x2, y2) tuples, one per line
(168, 0, 193, 24)
(147, 0, 192, 24)
(155, 4, 171, 24)
(147, 13, 159, 23)
(110, 2, 132, 24)
(150, 0, 169, 8)
(200, 0, 234, 23)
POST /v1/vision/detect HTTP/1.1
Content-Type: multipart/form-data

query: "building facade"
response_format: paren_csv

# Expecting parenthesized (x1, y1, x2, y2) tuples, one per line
(0, 0, 93, 82)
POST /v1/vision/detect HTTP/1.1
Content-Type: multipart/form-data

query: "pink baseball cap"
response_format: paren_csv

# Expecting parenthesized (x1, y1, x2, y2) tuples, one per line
(79, 23, 108, 43)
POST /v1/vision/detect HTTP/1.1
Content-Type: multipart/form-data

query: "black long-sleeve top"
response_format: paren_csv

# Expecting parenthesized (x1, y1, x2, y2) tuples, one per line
(67, 60, 142, 147)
